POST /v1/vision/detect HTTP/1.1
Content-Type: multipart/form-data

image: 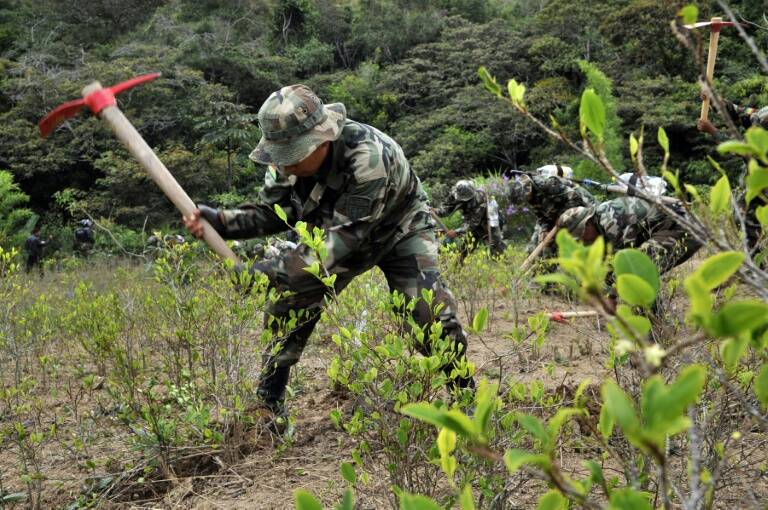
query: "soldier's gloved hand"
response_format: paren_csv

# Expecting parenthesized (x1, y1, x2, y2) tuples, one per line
(183, 205, 224, 239)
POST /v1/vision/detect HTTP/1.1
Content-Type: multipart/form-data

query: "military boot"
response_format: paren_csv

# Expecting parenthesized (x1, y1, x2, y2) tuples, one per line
(253, 366, 292, 436)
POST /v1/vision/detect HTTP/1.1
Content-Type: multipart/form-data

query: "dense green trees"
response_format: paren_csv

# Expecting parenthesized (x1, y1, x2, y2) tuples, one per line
(0, 0, 765, 231)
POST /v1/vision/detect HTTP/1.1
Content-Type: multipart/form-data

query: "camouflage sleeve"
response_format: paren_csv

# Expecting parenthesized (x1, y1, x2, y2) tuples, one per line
(218, 168, 297, 239)
(434, 195, 459, 217)
(269, 138, 391, 287)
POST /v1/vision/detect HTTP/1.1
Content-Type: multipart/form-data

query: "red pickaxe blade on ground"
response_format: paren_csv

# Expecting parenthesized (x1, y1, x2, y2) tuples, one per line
(683, 17, 740, 122)
(548, 310, 599, 324)
(39, 74, 240, 265)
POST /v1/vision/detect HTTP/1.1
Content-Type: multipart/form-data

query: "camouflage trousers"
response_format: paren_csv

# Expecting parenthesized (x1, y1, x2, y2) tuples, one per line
(637, 215, 701, 275)
(257, 229, 471, 406)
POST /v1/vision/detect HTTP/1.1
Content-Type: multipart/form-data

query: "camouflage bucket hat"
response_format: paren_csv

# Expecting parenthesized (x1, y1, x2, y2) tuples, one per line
(452, 180, 476, 201)
(250, 84, 347, 166)
(558, 206, 595, 238)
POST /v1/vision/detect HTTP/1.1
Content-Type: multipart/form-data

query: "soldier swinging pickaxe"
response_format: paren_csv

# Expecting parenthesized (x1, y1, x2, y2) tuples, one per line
(39, 74, 240, 265)
(684, 17, 739, 123)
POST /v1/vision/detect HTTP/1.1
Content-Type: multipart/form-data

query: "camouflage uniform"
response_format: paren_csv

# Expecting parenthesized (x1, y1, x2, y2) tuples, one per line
(213, 85, 472, 412)
(24, 231, 47, 276)
(435, 181, 505, 255)
(507, 174, 597, 253)
(561, 197, 700, 275)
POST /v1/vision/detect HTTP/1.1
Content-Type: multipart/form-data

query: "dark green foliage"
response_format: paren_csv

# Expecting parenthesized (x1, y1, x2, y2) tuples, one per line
(0, 0, 766, 234)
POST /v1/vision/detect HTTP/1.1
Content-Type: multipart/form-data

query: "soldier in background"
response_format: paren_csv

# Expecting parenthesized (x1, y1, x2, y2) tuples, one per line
(24, 226, 49, 276)
(74, 218, 95, 256)
(434, 180, 505, 256)
(558, 197, 700, 275)
(506, 173, 597, 255)
(183, 84, 474, 431)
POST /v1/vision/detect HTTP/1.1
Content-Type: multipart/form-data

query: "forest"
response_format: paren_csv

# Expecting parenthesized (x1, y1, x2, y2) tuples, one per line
(1, 0, 768, 509)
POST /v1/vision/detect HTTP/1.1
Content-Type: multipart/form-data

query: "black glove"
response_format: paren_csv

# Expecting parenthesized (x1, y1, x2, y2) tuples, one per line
(197, 204, 225, 234)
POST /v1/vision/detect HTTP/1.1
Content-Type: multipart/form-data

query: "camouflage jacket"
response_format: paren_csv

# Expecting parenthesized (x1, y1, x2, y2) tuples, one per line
(527, 175, 597, 230)
(593, 197, 669, 248)
(218, 119, 431, 283)
(435, 188, 489, 234)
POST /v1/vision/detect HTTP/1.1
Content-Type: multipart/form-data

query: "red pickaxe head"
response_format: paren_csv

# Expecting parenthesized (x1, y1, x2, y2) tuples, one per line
(684, 20, 739, 32)
(39, 73, 160, 138)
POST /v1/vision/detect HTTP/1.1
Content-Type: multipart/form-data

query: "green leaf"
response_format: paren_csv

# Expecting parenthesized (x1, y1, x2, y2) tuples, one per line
(657, 127, 669, 154)
(580, 88, 606, 140)
(0, 493, 27, 503)
(503, 449, 549, 473)
(608, 488, 652, 510)
(757, 205, 768, 227)
(401, 403, 477, 440)
(536, 490, 567, 510)
(340, 462, 356, 484)
(473, 380, 498, 436)
(615, 305, 652, 337)
(546, 408, 584, 446)
(721, 334, 750, 371)
(459, 485, 475, 510)
(629, 133, 639, 161)
(678, 4, 698, 25)
(684, 275, 713, 327)
(693, 252, 744, 290)
(717, 140, 755, 157)
(585, 460, 606, 490)
(641, 365, 706, 443)
(602, 382, 640, 440)
(755, 364, 768, 410)
(616, 274, 656, 307)
(709, 175, 731, 214)
(712, 300, 768, 337)
(477, 66, 502, 97)
(516, 414, 550, 447)
(472, 307, 489, 333)
(745, 166, 768, 204)
(663, 170, 680, 194)
(295, 489, 323, 510)
(614, 249, 660, 293)
(745, 126, 768, 160)
(598, 404, 614, 439)
(437, 428, 456, 457)
(274, 204, 288, 223)
(335, 489, 354, 510)
(400, 493, 443, 510)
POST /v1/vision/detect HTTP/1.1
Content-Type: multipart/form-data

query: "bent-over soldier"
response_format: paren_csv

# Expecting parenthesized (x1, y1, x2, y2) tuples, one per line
(507, 173, 597, 254)
(434, 180, 505, 255)
(558, 197, 700, 275)
(184, 84, 474, 431)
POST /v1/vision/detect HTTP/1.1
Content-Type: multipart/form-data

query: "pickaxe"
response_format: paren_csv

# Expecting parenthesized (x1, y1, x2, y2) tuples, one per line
(39, 74, 240, 265)
(549, 310, 598, 324)
(684, 17, 739, 122)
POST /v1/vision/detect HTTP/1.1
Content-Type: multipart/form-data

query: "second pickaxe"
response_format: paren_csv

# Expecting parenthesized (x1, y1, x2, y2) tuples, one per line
(684, 17, 739, 122)
(39, 74, 240, 265)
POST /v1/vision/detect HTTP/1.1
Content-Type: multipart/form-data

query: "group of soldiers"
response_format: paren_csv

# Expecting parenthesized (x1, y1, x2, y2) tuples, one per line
(23, 218, 94, 275)
(434, 171, 701, 279)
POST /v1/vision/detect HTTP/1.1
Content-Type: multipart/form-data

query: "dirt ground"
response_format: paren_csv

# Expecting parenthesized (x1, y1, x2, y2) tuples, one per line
(2, 257, 767, 509)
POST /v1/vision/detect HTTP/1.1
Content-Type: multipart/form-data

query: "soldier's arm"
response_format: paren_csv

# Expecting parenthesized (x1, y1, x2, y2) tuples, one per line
(434, 195, 459, 217)
(218, 169, 298, 239)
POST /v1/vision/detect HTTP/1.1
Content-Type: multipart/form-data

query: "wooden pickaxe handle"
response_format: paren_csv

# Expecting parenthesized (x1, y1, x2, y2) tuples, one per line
(519, 224, 558, 274)
(81, 82, 240, 265)
(700, 17, 723, 122)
